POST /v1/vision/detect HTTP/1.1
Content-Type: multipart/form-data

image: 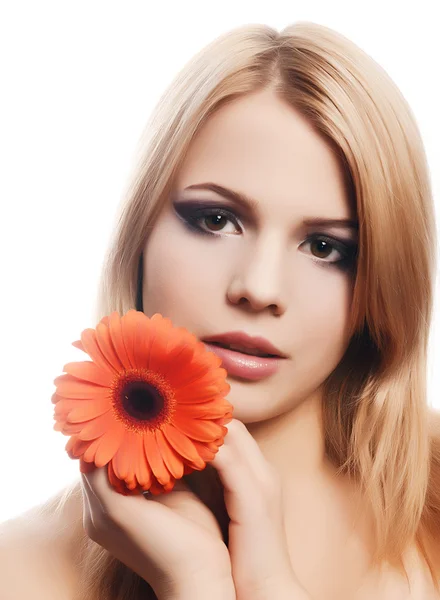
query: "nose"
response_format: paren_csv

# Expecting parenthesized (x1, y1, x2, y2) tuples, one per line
(226, 232, 286, 316)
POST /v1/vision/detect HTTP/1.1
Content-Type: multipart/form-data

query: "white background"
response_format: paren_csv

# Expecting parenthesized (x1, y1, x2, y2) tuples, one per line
(1, 1, 439, 523)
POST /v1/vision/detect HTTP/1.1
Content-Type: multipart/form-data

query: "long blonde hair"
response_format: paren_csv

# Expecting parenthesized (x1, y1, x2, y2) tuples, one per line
(51, 21, 440, 599)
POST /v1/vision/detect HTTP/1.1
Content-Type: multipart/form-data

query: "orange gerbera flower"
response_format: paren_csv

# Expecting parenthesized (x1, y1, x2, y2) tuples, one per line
(52, 310, 233, 496)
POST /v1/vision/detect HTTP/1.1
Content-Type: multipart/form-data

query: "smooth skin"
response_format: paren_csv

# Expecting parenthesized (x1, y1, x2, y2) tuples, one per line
(1, 88, 437, 599)
(81, 418, 309, 600)
(138, 87, 437, 598)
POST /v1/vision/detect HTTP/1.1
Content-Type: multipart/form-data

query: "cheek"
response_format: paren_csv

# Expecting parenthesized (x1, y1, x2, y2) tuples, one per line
(293, 272, 353, 374)
(141, 219, 233, 323)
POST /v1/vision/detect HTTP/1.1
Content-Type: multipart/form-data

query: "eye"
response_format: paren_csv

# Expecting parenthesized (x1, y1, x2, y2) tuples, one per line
(173, 201, 243, 236)
(198, 211, 241, 234)
(301, 234, 357, 269)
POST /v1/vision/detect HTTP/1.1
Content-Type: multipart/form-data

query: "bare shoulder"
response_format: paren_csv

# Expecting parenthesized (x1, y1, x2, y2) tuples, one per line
(0, 532, 72, 600)
(0, 486, 84, 600)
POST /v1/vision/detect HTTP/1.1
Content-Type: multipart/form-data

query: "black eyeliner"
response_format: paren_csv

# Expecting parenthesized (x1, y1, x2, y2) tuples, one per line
(172, 200, 243, 236)
(306, 234, 358, 271)
(172, 199, 359, 270)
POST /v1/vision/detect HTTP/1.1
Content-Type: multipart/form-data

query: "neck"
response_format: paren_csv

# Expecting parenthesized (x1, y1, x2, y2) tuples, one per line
(246, 387, 379, 589)
(246, 386, 330, 482)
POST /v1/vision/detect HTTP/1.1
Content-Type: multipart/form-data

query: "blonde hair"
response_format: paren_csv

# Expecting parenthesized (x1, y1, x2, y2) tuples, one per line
(51, 21, 440, 599)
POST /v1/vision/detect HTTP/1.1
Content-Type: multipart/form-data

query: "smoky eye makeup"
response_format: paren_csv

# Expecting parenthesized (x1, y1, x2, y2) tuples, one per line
(171, 196, 359, 271)
(172, 198, 245, 236)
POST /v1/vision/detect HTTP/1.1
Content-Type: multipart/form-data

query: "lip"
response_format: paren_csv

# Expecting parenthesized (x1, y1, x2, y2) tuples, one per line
(203, 343, 282, 381)
(201, 331, 287, 382)
(202, 331, 287, 358)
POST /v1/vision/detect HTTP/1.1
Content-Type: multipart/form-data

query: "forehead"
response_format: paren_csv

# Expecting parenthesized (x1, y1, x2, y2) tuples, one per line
(174, 89, 355, 222)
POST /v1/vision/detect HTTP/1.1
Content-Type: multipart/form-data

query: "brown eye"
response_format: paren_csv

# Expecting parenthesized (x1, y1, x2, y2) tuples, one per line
(173, 201, 243, 236)
(301, 234, 357, 270)
(204, 214, 228, 231)
(310, 239, 333, 259)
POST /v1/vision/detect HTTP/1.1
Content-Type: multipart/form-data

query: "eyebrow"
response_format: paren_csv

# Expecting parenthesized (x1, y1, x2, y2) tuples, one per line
(183, 182, 359, 230)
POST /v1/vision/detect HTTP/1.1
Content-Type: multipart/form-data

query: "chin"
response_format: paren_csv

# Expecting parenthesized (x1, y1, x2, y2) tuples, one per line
(224, 381, 281, 424)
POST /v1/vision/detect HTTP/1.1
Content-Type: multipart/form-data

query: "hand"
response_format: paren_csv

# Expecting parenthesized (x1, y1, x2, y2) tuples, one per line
(208, 418, 310, 600)
(80, 468, 235, 600)
(80, 418, 310, 600)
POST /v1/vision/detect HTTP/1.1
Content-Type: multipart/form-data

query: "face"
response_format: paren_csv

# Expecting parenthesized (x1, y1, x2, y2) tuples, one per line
(141, 88, 358, 424)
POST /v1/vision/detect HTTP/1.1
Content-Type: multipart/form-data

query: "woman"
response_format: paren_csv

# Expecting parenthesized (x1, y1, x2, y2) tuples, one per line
(1, 21, 439, 600)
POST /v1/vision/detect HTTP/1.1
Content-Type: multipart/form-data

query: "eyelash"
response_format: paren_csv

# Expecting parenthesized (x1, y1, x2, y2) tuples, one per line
(174, 202, 358, 270)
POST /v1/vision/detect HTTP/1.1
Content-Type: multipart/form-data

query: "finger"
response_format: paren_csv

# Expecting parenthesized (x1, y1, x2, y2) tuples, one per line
(210, 419, 282, 523)
(81, 471, 109, 515)
(81, 470, 178, 588)
(208, 420, 292, 588)
(82, 466, 163, 515)
(82, 467, 190, 514)
(81, 465, 218, 538)
(81, 468, 207, 573)
(217, 419, 277, 484)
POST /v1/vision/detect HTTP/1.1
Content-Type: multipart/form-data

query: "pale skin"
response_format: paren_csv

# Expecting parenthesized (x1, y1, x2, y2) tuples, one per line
(0, 88, 438, 599)
(139, 87, 437, 598)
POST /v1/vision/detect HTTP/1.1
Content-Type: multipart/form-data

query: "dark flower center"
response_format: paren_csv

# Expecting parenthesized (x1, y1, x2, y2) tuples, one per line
(111, 368, 176, 433)
(121, 381, 164, 421)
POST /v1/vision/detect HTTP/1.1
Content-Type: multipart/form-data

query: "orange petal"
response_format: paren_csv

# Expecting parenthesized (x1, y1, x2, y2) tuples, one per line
(81, 437, 102, 463)
(79, 457, 96, 473)
(54, 373, 112, 400)
(118, 310, 148, 369)
(78, 411, 116, 441)
(217, 412, 234, 426)
(67, 398, 111, 422)
(148, 478, 171, 496)
(125, 478, 138, 491)
(54, 398, 82, 416)
(190, 439, 217, 463)
(112, 431, 134, 481)
(95, 322, 125, 372)
(72, 340, 86, 353)
(167, 353, 213, 387)
(183, 464, 195, 475)
(163, 479, 177, 493)
(108, 311, 132, 370)
(172, 370, 229, 398)
(136, 312, 171, 370)
(217, 377, 231, 395)
(143, 430, 172, 486)
(84, 425, 124, 467)
(124, 433, 143, 490)
(53, 420, 66, 432)
(162, 423, 205, 469)
(172, 413, 226, 442)
(194, 342, 223, 366)
(56, 420, 84, 435)
(140, 316, 161, 371)
(108, 459, 131, 494)
(146, 321, 173, 373)
(177, 399, 233, 420)
(161, 344, 195, 379)
(62, 361, 114, 387)
(65, 435, 91, 458)
(174, 385, 226, 404)
(81, 328, 119, 375)
(156, 429, 184, 480)
(132, 433, 154, 489)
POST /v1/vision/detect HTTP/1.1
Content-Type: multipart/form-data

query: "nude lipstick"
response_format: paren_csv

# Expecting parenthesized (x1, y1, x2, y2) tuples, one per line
(202, 331, 287, 382)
